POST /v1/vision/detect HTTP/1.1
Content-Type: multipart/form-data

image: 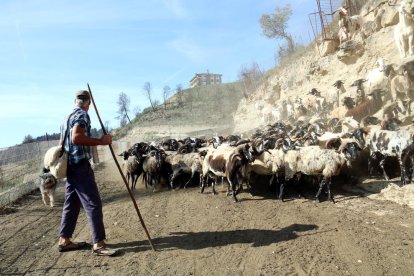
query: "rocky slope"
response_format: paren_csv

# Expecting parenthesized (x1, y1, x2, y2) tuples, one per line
(233, 0, 402, 133)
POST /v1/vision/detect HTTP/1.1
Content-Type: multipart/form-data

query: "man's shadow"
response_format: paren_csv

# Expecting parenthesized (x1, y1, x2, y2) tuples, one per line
(115, 223, 319, 253)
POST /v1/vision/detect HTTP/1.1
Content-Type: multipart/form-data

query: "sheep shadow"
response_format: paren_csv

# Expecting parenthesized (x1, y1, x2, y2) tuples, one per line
(115, 223, 319, 253)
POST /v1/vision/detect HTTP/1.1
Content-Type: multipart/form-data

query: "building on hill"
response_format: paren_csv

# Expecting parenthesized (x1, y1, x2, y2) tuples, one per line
(189, 71, 222, 88)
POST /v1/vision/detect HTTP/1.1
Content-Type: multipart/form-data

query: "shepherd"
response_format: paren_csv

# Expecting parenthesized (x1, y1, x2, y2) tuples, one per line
(57, 90, 117, 256)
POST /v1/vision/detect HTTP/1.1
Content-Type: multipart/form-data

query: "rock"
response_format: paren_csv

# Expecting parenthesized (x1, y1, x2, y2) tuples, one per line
(318, 39, 338, 57)
(337, 40, 365, 64)
(362, 21, 381, 38)
(381, 6, 398, 28)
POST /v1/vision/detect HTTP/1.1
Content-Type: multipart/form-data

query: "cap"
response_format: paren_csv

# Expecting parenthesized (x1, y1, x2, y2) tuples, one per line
(75, 90, 90, 100)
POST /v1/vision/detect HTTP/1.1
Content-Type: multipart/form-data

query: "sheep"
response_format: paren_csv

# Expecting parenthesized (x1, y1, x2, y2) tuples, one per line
(330, 97, 355, 119)
(364, 129, 414, 185)
(280, 141, 362, 203)
(201, 143, 260, 202)
(394, 0, 414, 58)
(142, 149, 166, 191)
(167, 150, 207, 189)
(44, 145, 67, 179)
(326, 80, 346, 109)
(345, 89, 384, 121)
(38, 168, 58, 207)
(302, 90, 326, 114)
(245, 138, 296, 190)
(126, 154, 144, 190)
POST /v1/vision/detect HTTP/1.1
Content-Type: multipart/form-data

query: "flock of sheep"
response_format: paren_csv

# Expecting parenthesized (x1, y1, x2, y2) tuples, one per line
(118, 1, 414, 204)
(37, 1, 414, 207)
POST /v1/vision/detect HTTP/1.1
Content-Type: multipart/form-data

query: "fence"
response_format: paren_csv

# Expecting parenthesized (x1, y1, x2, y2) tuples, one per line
(0, 140, 129, 208)
(0, 140, 60, 207)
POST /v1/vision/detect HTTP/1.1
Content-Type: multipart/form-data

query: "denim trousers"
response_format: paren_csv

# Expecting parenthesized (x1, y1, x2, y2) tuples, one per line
(59, 159, 105, 244)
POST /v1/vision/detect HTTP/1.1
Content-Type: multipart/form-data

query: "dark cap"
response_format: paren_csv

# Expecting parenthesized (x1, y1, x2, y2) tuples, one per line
(75, 90, 90, 100)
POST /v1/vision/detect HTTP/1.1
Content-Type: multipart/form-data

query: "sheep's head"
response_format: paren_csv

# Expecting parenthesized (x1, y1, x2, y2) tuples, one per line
(275, 137, 296, 153)
(242, 144, 255, 162)
(351, 128, 367, 148)
(338, 142, 362, 161)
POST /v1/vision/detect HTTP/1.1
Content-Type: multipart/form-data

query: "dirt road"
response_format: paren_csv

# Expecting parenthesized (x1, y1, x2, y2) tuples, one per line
(1, 160, 414, 275)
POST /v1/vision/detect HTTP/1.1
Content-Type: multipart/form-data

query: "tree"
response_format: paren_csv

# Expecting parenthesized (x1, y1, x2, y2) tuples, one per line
(260, 4, 295, 56)
(238, 62, 264, 99)
(143, 82, 156, 112)
(163, 85, 171, 112)
(22, 134, 34, 144)
(116, 92, 131, 125)
(175, 84, 183, 107)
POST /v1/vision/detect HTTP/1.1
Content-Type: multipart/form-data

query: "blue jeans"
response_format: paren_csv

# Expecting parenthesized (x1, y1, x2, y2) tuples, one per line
(59, 159, 105, 244)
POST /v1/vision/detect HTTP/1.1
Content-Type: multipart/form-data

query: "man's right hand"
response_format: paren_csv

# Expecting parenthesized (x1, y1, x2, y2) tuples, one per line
(100, 134, 112, 145)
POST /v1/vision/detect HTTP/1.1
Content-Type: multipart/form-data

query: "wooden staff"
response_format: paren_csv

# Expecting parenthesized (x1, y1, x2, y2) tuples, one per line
(87, 83, 156, 252)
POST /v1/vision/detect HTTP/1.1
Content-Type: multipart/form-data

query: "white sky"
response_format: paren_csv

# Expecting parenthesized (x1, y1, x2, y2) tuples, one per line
(0, 0, 317, 148)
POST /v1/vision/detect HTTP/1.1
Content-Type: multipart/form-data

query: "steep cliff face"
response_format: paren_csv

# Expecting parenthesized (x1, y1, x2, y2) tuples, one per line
(233, 1, 401, 134)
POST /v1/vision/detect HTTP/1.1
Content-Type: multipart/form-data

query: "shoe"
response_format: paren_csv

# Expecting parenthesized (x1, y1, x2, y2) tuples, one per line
(92, 245, 118, 256)
(58, 241, 87, 252)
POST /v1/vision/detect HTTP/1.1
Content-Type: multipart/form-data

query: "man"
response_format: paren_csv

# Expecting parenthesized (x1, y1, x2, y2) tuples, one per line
(58, 90, 117, 256)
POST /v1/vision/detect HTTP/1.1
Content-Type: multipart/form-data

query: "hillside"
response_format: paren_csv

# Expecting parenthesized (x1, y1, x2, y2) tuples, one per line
(118, 0, 403, 141)
(116, 82, 244, 143)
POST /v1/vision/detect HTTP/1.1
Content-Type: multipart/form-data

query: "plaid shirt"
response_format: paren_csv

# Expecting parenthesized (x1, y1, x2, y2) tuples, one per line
(61, 107, 92, 164)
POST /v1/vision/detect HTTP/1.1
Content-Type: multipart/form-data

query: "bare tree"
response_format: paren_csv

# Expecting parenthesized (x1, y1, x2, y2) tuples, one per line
(116, 92, 131, 125)
(175, 84, 183, 107)
(260, 4, 295, 57)
(238, 62, 264, 99)
(143, 82, 156, 112)
(163, 85, 171, 112)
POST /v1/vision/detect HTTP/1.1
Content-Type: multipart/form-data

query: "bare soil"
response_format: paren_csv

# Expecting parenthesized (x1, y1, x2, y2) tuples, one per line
(1, 159, 414, 276)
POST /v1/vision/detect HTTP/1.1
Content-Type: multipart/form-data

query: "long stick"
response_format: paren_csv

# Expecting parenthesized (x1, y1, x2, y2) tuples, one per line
(87, 83, 156, 252)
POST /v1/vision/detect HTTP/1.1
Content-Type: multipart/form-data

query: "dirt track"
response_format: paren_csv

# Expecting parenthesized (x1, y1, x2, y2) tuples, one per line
(1, 160, 414, 276)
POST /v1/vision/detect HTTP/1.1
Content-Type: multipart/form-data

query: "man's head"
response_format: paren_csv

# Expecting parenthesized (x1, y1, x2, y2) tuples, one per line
(75, 90, 91, 110)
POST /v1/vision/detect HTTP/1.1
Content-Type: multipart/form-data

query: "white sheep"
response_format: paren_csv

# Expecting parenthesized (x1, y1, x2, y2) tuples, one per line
(365, 58, 395, 94)
(44, 146, 67, 179)
(394, 0, 414, 58)
(281, 141, 361, 203)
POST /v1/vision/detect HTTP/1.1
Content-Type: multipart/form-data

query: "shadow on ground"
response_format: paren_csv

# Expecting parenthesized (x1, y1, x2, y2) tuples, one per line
(114, 223, 320, 253)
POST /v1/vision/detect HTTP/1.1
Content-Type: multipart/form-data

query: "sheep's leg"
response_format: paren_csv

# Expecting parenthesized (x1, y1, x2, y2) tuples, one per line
(279, 179, 286, 201)
(326, 177, 335, 204)
(211, 178, 217, 195)
(315, 177, 327, 202)
(183, 171, 195, 189)
(229, 178, 239, 203)
(399, 154, 407, 186)
(131, 174, 136, 190)
(127, 172, 131, 188)
(200, 175, 206, 193)
(368, 155, 375, 176)
(169, 171, 176, 189)
(379, 157, 389, 181)
(133, 175, 139, 191)
(409, 154, 414, 184)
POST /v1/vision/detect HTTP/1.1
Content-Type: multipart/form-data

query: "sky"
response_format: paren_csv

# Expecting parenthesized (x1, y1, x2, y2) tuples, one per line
(0, 0, 317, 148)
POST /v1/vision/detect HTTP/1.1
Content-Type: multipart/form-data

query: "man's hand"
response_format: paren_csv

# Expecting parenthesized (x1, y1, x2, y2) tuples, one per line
(100, 134, 112, 145)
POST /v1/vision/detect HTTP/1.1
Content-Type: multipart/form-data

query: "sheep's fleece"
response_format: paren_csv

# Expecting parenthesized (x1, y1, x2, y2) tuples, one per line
(44, 146, 67, 178)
